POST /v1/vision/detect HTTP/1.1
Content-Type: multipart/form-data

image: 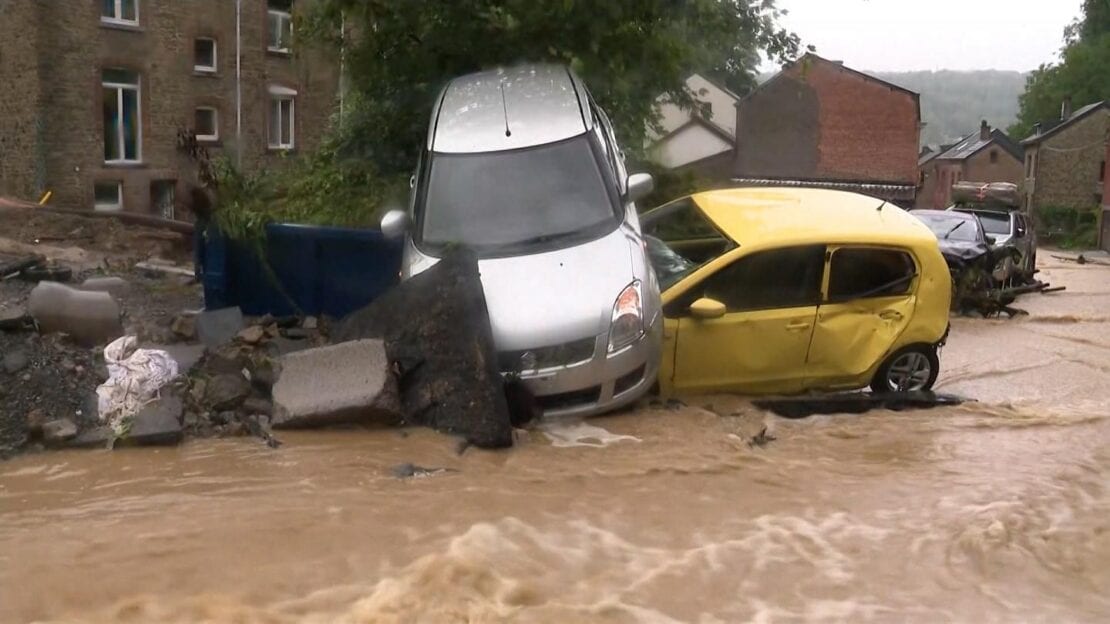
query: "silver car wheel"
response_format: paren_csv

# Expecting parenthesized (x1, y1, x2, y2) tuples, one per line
(885, 352, 933, 392)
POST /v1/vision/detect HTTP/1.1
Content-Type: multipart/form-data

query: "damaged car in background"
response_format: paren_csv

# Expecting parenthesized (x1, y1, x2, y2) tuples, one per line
(380, 64, 662, 416)
(643, 188, 951, 395)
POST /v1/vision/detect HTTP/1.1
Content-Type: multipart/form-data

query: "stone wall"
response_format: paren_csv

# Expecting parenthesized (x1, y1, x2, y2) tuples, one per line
(1031, 108, 1109, 211)
(0, 0, 45, 200)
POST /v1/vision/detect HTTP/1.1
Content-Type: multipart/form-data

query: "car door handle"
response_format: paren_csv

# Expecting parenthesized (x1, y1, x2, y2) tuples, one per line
(785, 321, 812, 331)
(879, 310, 903, 321)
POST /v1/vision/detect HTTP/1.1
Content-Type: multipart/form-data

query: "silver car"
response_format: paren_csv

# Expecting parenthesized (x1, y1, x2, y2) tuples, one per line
(380, 64, 663, 416)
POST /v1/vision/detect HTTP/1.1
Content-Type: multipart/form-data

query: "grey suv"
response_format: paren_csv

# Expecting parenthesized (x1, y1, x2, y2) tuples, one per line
(380, 64, 663, 416)
(951, 207, 1037, 280)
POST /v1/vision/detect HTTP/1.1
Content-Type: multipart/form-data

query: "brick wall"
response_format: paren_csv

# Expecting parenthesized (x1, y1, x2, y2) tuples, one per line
(1031, 108, 1109, 211)
(2, 0, 338, 217)
(0, 1, 45, 200)
(736, 56, 920, 186)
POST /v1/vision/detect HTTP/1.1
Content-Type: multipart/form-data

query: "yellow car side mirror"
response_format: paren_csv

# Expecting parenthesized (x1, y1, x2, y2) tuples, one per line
(689, 297, 726, 319)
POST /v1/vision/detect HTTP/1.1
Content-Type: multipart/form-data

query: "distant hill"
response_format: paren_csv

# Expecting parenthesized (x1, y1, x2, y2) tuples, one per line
(757, 69, 1028, 148)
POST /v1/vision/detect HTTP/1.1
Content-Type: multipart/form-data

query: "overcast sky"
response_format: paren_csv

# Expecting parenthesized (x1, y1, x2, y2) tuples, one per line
(764, 0, 1084, 73)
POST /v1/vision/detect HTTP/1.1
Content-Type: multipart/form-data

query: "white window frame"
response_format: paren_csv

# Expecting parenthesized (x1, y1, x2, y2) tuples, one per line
(195, 106, 219, 142)
(103, 70, 142, 164)
(267, 9, 292, 53)
(101, 0, 139, 26)
(268, 86, 296, 150)
(194, 37, 217, 73)
(94, 181, 123, 212)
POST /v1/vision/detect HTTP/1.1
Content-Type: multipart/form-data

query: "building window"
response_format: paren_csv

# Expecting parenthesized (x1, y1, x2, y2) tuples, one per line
(268, 87, 296, 149)
(94, 181, 123, 211)
(101, 0, 138, 25)
(195, 107, 218, 141)
(989, 149, 998, 164)
(1100, 160, 1106, 182)
(1025, 154, 1032, 177)
(102, 68, 141, 163)
(267, 1, 293, 52)
(194, 38, 217, 73)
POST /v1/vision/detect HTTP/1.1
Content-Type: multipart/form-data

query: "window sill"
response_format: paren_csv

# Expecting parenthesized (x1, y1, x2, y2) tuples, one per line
(193, 69, 218, 77)
(267, 146, 295, 154)
(100, 20, 142, 32)
(197, 137, 222, 147)
(266, 48, 292, 58)
(103, 161, 146, 169)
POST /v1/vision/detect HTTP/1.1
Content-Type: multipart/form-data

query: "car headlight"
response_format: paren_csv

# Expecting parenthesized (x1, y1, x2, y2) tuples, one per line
(608, 280, 643, 352)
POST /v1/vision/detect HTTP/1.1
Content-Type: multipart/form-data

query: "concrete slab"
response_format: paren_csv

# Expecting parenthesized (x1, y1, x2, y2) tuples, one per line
(195, 307, 244, 348)
(28, 281, 123, 347)
(271, 339, 401, 428)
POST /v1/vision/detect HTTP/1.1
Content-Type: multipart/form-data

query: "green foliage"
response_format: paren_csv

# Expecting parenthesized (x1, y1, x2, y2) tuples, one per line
(635, 160, 716, 211)
(1036, 204, 1100, 249)
(1009, 0, 1110, 140)
(300, 0, 801, 173)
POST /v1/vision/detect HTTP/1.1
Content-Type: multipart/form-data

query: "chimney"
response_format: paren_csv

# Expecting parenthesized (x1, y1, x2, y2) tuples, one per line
(980, 120, 991, 141)
(1061, 96, 1073, 120)
(1033, 122, 1042, 135)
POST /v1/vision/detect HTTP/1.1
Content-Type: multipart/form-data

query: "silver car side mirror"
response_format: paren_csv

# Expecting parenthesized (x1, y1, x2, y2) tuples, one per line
(625, 173, 655, 203)
(380, 209, 411, 239)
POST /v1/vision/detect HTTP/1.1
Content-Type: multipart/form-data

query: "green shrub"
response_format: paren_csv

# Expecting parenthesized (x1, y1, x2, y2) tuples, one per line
(1035, 204, 1100, 249)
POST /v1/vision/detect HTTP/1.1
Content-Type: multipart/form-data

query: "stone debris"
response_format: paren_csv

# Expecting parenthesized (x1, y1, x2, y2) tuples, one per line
(194, 307, 244, 348)
(237, 325, 266, 344)
(204, 373, 252, 411)
(77, 276, 130, 295)
(271, 339, 402, 428)
(127, 395, 184, 446)
(3, 348, 29, 373)
(28, 281, 123, 346)
(42, 418, 78, 444)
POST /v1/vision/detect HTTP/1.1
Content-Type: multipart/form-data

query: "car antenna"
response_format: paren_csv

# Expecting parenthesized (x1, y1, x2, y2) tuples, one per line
(499, 81, 512, 137)
(876, 201, 886, 212)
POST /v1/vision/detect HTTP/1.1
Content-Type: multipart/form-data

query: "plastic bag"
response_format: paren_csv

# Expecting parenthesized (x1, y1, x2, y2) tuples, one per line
(96, 336, 180, 436)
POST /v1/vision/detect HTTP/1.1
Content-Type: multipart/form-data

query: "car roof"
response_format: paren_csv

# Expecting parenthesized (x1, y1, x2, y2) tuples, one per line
(914, 209, 975, 220)
(430, 64, 592, 154)
(689, 188, 938, 249)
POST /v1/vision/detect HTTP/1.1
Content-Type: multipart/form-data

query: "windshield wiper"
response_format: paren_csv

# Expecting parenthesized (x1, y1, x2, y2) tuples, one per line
(943, 221, 966, 239)
(503, 229, 584, 249)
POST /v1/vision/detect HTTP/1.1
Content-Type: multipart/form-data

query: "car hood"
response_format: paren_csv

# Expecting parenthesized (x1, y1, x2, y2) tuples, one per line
(479, 229, 636, 350)
(937, 239, 991, 263)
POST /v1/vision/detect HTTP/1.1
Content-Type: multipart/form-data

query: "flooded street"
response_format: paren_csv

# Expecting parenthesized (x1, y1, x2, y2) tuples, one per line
(2, 256, 1108, 623)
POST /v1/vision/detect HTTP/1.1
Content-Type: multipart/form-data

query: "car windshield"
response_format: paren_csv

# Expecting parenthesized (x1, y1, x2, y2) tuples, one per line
(916, 214, 981, 242)
(419, 135, 619, 256)
(964, 211, 1010, 235)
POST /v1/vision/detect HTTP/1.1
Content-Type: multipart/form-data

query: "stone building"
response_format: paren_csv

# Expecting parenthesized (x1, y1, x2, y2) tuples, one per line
(915, 121, 1024, 210)
(1021, 100, 1108, 213)
(732, 54, 921, 206)
(0, 0, 338, 219)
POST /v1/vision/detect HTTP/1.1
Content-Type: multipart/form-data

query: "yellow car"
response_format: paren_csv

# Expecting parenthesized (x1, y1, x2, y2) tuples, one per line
(642, 188, 951, 396)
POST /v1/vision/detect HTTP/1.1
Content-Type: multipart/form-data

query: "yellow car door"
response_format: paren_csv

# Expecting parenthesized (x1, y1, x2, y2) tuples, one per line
(805, 246, 918, 389)
(664, 245, 826, 395)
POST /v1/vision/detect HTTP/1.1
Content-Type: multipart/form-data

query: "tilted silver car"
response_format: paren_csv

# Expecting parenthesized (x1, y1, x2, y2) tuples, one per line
(380, 64, 663, 416)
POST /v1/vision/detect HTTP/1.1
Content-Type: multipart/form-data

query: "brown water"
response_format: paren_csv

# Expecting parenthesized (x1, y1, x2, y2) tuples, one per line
(2, 256, 1109, 623)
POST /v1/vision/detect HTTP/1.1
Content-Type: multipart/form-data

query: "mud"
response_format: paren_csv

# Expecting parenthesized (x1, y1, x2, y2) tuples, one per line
(1, 254, 1108, 623)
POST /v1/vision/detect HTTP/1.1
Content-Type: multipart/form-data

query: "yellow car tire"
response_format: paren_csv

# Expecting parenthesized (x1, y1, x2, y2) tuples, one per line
(870, 345, 940, 394)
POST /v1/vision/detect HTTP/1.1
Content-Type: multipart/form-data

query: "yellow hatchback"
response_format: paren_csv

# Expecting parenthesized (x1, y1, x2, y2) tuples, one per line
(642, 187, 951, 396)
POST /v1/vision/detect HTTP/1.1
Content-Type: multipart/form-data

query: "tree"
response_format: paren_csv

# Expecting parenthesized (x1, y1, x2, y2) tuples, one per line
(1009, 0, 1110, 139)
(300, 0, 801, 174)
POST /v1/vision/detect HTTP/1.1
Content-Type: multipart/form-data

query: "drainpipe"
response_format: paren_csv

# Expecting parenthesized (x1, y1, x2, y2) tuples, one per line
(235, 0, 242, 169)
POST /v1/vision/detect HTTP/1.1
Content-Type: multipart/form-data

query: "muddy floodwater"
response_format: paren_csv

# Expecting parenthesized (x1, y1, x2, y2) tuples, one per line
(2, 256, 1108, 623)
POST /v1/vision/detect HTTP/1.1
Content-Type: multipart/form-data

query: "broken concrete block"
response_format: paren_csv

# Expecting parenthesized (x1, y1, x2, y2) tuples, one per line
(171, 314, 197, 340)
(69, 425, 112, 449)
(156, 344, 205, 372)
(42, 418, 78, 444)
(334, 250, 515, 448)
(195, 307, 244, 348)
(78, 276, 130, 295)
(127, 396, 183, 445)
(271, 339, 401, 429)
(237, 325, 266, 344)
(205, 373, 251, 411)
(28, 281, 123, 346)
(0, 306, 33, 331)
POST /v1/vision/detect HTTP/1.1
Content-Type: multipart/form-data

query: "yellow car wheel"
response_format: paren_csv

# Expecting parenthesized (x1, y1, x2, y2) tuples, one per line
(870, 345, 940, 394)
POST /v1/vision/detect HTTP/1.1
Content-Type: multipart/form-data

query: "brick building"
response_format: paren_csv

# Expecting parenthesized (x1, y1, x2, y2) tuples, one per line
(1021, 100, 1108, 213)
(0, 0, 338, 219)
(916, 121, 1024, 210)
(732, 54, 921, 206)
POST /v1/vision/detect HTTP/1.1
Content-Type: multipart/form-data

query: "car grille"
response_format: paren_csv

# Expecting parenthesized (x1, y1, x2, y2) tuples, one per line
(613, 364, 646, 396)
(537, 386, 602, 411)
(498, 336, 597, 374)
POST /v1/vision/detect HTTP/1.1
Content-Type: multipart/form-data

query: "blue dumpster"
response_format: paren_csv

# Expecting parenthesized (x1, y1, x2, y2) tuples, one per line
(197, 223, 403, 318)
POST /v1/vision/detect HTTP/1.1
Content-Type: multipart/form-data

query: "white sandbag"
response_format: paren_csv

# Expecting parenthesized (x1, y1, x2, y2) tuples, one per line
(96, 336, 180, 435)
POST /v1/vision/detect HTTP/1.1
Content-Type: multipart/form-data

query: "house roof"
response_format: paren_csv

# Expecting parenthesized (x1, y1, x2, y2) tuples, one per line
(1021, 100, 1109, 145)
(750, 53, 920, 125)
(936, 128, 1023, 162)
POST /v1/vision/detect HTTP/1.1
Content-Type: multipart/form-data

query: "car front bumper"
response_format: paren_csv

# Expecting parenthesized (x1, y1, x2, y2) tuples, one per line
(514, 315, 662, 418)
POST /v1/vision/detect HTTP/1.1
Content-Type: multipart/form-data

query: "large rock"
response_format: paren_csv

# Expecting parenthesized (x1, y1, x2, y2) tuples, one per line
(27, 281, 123, 346)
(42, 418, 78, 444)
(333, 250, 515, 448)
(271, 339, 401, 428)
(195, 307, 244, 348)
(205, 373, 251, 410)
(127, 395, 184, 445)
